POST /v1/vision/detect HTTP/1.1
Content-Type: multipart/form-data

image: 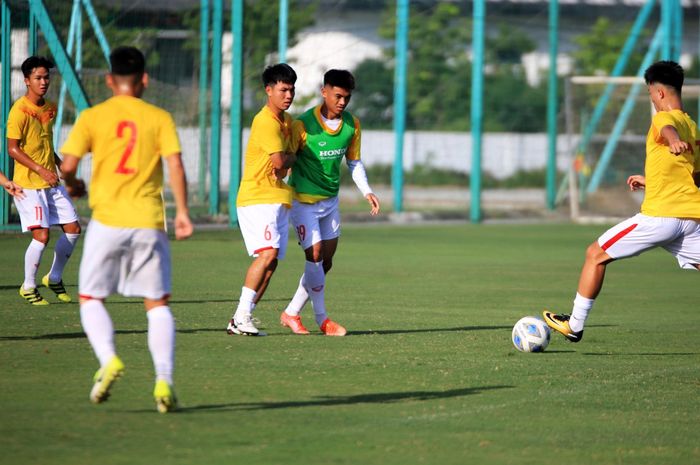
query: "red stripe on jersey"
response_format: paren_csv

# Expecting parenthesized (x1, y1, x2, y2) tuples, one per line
(78, 293, 97, 300)
(601, 223, 638, 251)
(254, 246, 274, 254)
(28, 225, 42, 230)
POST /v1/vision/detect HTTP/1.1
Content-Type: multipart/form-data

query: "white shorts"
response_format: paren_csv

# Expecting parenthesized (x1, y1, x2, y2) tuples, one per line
(14, 186, 79, 232)
(598, 213, 700, 270)
(290, 197, 341, 250)
(79, 219, 171, 300)
(237, 203, 289, 259)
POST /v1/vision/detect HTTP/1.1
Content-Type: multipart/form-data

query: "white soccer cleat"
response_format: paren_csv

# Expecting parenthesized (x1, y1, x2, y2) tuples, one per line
(226, 315, 260, 336)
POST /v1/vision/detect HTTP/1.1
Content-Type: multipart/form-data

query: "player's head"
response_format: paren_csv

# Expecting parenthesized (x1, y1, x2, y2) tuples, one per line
(21, 56, 54, 97)
(321, 69, 355, 117)
(107, 46, 148, 97)
(263, 63, 296, 112)
(644, 61, 684, 110)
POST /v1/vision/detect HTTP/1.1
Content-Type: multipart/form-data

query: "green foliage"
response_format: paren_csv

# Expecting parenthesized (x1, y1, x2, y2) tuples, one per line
(486, 24, 535, 66)
(353, 5, 545, 132)
(573, 17, 648, 75)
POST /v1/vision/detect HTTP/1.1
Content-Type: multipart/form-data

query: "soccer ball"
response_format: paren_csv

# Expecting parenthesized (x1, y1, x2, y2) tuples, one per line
(512, 316, 551, 353)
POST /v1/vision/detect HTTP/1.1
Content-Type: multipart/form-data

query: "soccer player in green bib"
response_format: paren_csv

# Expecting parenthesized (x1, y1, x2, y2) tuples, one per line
(280, 69, 380, 336)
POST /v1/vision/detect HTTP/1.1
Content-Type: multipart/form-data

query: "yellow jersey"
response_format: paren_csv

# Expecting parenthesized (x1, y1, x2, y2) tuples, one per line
(235, 105, 293, 208)
(60, 95, 181, 229)
(641, 109, 700, 219)
(6, 96, 57, 189)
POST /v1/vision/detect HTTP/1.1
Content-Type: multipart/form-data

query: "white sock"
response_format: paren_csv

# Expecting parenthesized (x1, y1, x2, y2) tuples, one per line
(48, 233, 79, 282)
(303, 261, 327, 326)
(147, 306, 175, 385)
(80, 299, 116, 367)
(23, 239, 46, 290)
(233, 287, 257, 321)
(285, 274, 309, 317)
(570, 292, 594, 332)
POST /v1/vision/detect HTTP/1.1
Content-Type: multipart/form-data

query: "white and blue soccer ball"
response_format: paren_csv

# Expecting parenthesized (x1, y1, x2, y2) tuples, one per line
(512, 316, 551, 353)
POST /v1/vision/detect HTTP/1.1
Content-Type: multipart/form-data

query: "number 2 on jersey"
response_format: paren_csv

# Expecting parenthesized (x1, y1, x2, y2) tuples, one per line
(115, 121, 137, 174)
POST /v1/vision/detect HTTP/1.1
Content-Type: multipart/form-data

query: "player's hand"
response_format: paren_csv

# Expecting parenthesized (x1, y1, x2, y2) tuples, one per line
(38, 167, 59, 187)
(366, 193, 380, 216)
(3, 180, 24, 199)
(668, 139, 690, 155)
(65, 178, 87, 199)
(174, 212, 193, 240)
(627, 175, 646, 191)
(274, 167, 289, 180)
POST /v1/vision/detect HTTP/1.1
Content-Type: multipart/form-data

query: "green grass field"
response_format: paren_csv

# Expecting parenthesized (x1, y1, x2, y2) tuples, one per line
(1, 223, 699, 465)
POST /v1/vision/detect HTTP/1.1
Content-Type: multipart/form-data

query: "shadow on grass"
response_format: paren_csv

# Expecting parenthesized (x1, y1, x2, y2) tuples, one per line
(349, 325, 511, 336)
(582, 352, 698, 356)
(170, 385, 515, 413)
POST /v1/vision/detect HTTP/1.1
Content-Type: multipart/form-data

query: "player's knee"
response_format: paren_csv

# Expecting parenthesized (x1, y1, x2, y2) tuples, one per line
(585, 241, 610, 265)
(32, 228, 49, 244)
(323, 259, 333, 274)
(63, 222, 81, 235)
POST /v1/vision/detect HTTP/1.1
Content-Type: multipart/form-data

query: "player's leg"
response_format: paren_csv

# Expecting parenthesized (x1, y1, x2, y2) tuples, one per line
(545, 214, 678, 341)
(121, 227, 177, 412)
(229, 204, 287, 336)
(43, 187, 81, 301)
(663, 218, 700, 271)
(308, 198, 345, 335)
(14, 189, 50, 304)
(145, 296, 177, 413)
(78, 220, 124, 404)
(282, 201, 323, 334)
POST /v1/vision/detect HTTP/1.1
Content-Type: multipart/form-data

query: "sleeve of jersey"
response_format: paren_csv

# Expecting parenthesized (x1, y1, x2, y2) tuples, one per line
(159, 112, 181, 157)
(651, 112, 677, 144)
(257, 115, 285, 155)
(347, 159, 373, 197)
(290, 120, 306, 153)
(59, 112, 92, 158)
(346, 116, 362, 161)
(5, 105, 26, 140)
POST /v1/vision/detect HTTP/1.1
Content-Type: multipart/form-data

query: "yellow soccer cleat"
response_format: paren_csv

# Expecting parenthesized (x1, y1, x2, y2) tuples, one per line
(19, 285, 49, 306)
(41, 274, 72, 303)
(542, 310, 583, 343)
(154, 380, 178, 413)
(90, 356, 125, 404)
(320, 318, 347, 337)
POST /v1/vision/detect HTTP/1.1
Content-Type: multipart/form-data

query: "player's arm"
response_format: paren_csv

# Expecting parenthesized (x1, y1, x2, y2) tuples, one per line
(59, 154, 87, 198)
(627, 174, 646, 191)
(165, 153, 193, 240)
(0, 170, 24, 198)
(660, 125, 690, 155)
(347, 159, 380, 215)
(7, 138, 59, 187)
(346, 117, 379, 215)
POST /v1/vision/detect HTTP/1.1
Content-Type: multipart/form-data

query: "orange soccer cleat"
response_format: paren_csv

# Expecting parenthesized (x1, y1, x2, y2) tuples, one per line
(320, 318, 347, 337)
(280, 312, 310, 335)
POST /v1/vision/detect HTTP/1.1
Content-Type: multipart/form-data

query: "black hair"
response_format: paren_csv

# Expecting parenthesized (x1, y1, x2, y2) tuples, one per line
(644, 60, 684, 94)
(110, 46, 146, 76)
(323, 69, 355, 91)
(262, 63, 297, 87)
(21, 56, 54, 78)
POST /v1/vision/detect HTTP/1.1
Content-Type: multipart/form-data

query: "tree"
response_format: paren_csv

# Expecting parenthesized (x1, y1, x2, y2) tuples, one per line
(573, 17, 648, 76)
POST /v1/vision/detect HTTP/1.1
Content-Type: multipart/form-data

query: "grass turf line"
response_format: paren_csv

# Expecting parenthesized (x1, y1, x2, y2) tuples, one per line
(0, 224, 699, 465)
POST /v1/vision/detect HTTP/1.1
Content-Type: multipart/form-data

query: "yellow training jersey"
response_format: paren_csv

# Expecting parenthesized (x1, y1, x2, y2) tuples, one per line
(6, 96, 57, 189)
(236, 105, 294, 208)
(641, 109, 700, 219)
(60, 95, 181, 229)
